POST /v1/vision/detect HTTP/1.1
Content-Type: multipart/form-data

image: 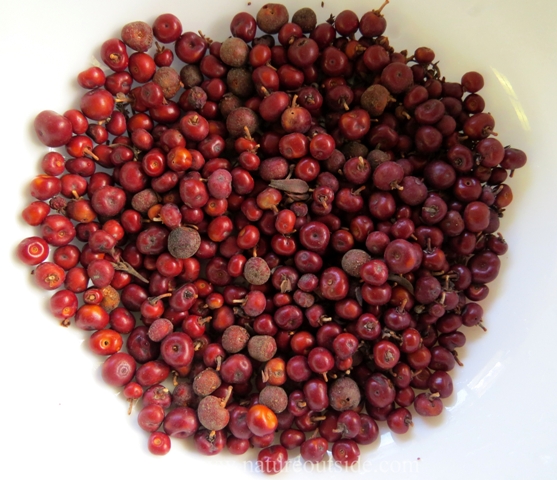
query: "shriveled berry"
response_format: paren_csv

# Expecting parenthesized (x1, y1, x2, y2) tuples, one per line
(220, 37, 249, 67)
(167, 227, 201, 259)
(360, 84, 391, 116)
(341, 249, 372, 277)
(292, 7, 317, 33)
(247, 335, 277, 362)
(148, 318, 174, 342)
(193, 368, 222, 397)
(256, 3, 290, 34)
(222, 325, 250, 353)
(153, 66, 182, 98)
(244, 257, 271, 285)
(259, 385, 288, 413)
(198, 394, 231, 431)
(328, 377, 361, 411)
(121, 21, 153, 52)
(226, 107, 260, 138)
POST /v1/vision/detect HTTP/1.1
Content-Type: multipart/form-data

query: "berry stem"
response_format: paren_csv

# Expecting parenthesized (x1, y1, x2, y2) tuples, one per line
(111, 260, 149, 284)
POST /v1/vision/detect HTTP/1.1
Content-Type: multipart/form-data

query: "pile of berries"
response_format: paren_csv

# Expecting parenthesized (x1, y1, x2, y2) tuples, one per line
(17, 1, 526, 473)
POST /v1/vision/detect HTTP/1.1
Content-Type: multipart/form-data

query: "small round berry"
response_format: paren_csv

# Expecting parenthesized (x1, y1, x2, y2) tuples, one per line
(247, 404, 278, 437)
(148, 432, 171, 455)
(17, 237, 49, 265)
(101, 352, 136, 387)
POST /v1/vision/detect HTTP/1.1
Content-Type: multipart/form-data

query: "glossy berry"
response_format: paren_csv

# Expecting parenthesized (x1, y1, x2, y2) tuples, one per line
(148, 432, 171, 455)
(257, 445, 288, 475)
(17, 237, 49, 265)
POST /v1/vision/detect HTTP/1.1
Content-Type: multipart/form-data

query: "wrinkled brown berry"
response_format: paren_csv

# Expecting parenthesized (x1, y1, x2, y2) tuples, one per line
(328, 377, 361, 411)
(167, 227, 201, 259)
(193, 368, 222, 396)
(222, 325, 250, 353)
(247, 335, 277, 362)
(121, 21, 154, 52)
(292, 7, 317, 33)
(256, 3, 290, 34)
(153, 66, 181, 98)
(341, 249, 372, 277)
(259, 385, 288, 413)
(243, 257, 271, 285)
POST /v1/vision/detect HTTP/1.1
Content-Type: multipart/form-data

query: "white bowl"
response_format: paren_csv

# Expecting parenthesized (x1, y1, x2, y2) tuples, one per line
(1, 0, 556, 479)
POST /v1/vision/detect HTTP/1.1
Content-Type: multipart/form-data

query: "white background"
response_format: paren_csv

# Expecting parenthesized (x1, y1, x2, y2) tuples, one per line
(1, 0, 556, 478)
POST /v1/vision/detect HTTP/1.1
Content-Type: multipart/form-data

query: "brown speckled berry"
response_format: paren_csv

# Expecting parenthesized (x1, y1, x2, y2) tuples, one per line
(328, 377, 361, 411)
